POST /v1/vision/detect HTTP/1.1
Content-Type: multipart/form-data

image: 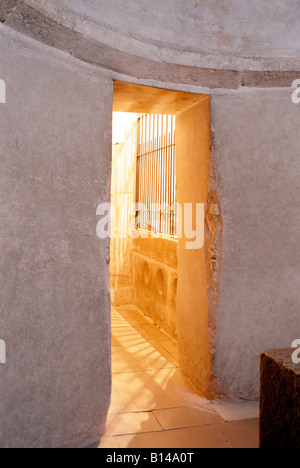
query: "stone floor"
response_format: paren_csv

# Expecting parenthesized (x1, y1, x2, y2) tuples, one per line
(93, 305, 259, 449)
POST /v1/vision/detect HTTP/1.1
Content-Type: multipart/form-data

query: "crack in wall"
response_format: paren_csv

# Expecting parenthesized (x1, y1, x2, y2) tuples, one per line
(207, 203, 222, 295)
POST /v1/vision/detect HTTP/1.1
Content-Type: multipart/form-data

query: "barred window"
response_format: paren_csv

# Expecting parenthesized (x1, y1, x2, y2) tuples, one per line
(135, 114, 177, 236)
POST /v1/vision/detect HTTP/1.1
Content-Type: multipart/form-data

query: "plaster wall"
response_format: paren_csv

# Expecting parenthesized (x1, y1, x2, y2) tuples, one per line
(0, 0, 300, 445)
(0, 30, 112, 447)
(176, 98, 212, 395)
(212, 93, 300, 399)
(23, 0, 300, 70)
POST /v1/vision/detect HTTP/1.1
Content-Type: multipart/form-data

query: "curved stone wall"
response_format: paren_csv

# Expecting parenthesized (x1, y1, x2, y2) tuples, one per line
(1, 0, 299, 91)
(23, 0, 300, 66)
(0, 0, 299, 446)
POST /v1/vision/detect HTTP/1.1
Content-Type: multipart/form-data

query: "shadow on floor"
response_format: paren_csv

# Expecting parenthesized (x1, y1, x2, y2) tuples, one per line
(89, 305, 259, 449)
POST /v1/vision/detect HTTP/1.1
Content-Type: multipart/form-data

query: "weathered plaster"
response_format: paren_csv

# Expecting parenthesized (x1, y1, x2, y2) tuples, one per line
(132, 236, 178, 338)
(176, 98, 212, 396)
(0, 30, 113, 448)
(0, 0, 300, 446)
(212, 94, 300, 399)
(0, 2, 298, 92)
(22, 0, 300, 72)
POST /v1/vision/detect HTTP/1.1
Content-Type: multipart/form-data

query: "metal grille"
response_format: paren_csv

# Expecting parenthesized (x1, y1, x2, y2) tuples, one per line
(136, 113, 177, 236)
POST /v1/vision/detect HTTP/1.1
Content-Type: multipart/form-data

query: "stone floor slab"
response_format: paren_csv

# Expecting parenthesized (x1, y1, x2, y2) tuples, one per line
(212, 401, 259, 422)
(112, 344, 178, 374)
(154, 405, 224, 430)
(114, 426, 230, 448)
(213, 419, 259, 449)
(98, 306, 260, 449)
(105, 412, 163, 436)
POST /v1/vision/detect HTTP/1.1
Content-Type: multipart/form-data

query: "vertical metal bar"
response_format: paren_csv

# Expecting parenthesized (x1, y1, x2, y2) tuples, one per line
(146, 113, 148, 228)
(139, 115, 142, 228)
(173, 115, 177, 235)
(156, 115, 159, 232)
(135, 116, 140, 228)
(163, 117, 167, 234)
(151, 114, 154, 230)
(168, 116, 171, 234)
(169, 116, 172, 233)
(154, 114, 157, 231)
(141, 115, 144, 228)
(144, 114, 147, 228)
(164, 118, 166, 235)
(167, 116, 170, 234)
(158, 114, 162, 234)
(158, 115, 163, 232)
(140, 115, 143, 228)
(172, 116, 175, 234)
(148, 113, 151, 229)
(170, 115, 172, 204)
(164, 115, 168, 234)
(149, 113, 152, 229)
(136, 112, 177, 236)
(161, 115, 164, 234)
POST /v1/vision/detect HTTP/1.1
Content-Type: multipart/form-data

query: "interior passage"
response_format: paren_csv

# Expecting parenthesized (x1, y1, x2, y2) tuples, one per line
(91, 305, 260, 449)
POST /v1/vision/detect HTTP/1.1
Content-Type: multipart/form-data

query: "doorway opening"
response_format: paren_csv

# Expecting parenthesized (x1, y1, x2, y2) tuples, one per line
(111, 81, 212, 397)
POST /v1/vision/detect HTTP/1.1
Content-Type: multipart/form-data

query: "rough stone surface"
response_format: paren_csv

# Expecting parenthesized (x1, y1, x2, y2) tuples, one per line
(5, 2, 80, 51)
(0, 0, 18, 22)
(242, 71, 299, 88)
(260, 350, 300, 448)
(3, 3, 241, 89)
(132, 237, 178, 339)
(23, 0, 300, 71)
(1, 0, 300, 447)
(1, 2, 299, 89)
(0, 30, 113, 448)
(212, 94, 300, 399)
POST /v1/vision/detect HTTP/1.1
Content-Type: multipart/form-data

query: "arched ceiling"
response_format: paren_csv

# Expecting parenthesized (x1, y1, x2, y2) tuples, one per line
(37, 0, 300, 60)
(1, 0, 299, 89)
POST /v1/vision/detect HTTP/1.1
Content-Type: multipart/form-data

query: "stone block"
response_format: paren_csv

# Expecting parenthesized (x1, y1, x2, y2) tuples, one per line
(260, 349, 300, 448)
